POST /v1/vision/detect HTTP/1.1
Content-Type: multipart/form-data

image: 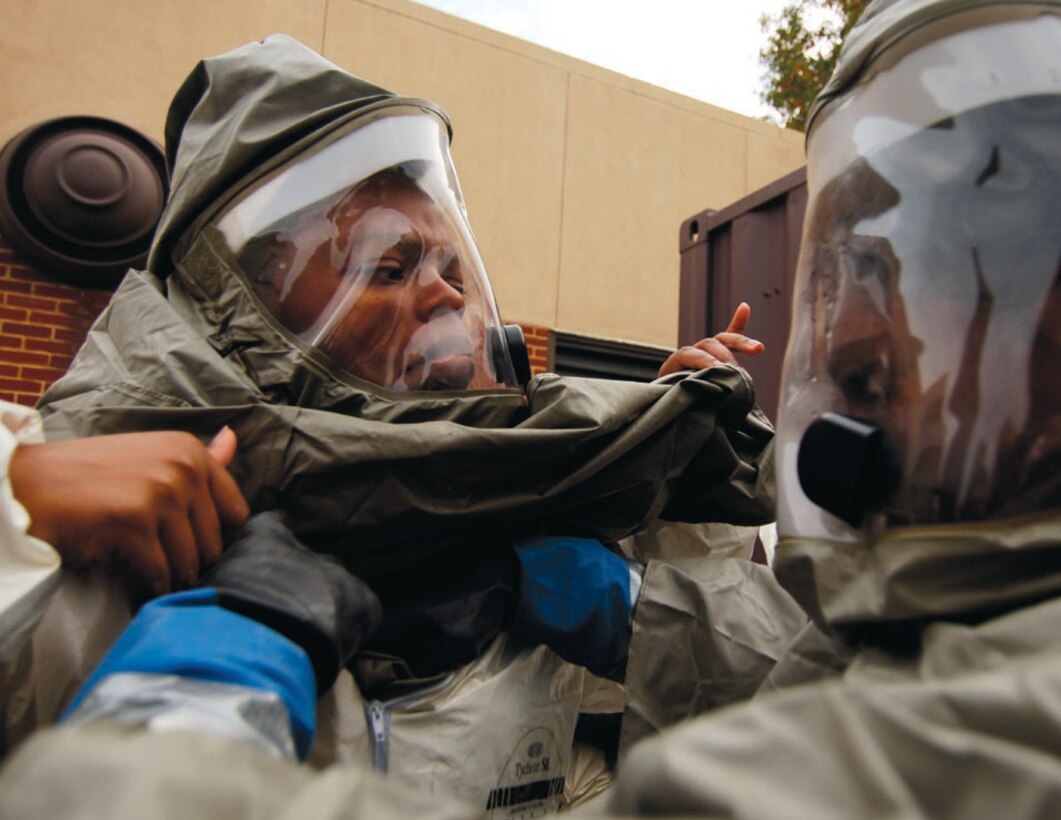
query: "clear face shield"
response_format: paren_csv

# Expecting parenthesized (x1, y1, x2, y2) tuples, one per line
(215, 107, 522, 393)
(777, 11, 1061, 543)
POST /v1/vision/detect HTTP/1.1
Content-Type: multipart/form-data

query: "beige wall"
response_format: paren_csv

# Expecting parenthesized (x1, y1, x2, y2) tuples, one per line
(0, 0, 804, 347)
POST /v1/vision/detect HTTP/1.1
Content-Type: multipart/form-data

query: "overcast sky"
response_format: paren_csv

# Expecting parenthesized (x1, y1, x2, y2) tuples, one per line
(411, 0, 801, 120)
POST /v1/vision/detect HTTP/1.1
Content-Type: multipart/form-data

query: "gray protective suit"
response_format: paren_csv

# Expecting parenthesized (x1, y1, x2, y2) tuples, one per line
(611, 0, 1061, 815)
(0, 31, 780, 816)
(38, 37, 773, 580)
(1, 32, 776, 813)
(35, 36, 774, 685)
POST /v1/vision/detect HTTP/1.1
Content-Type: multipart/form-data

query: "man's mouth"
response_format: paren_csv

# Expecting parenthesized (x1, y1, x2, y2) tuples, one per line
(403, 338, 476, 390)
(400, 314, 476, 390)
(418, 354, 475, 390)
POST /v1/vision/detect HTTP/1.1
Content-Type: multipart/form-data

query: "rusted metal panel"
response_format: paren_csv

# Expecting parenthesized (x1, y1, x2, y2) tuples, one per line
(678, 166, 807, 421)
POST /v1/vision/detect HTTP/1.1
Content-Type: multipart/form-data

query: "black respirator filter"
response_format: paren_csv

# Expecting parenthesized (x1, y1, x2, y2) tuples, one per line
(797, 412, 901, 528)
(489, 324, 532, 388)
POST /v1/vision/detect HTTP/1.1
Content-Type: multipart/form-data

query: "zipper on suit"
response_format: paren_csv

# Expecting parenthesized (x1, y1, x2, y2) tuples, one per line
(364, 673, 455, 773)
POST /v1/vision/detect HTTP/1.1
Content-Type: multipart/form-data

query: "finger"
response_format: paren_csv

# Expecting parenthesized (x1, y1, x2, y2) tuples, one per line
(189, 481, 225, 569)
(208, 426, 238, 468)
(117, 533, 173, 599)
(658, 341, 735, 379)
(206, 458, 251, 539)
(674, 346, 722, 371)
(158, 513, 201, 589)
(725, 302, 751, 335)
(707, 332, 764, 355)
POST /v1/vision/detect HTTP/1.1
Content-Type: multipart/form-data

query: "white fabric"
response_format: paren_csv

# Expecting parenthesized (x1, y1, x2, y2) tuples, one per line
(311, 634, 584, 815)
(0, 403, 130, 755)
(0, 573, 130, 753)
(67, 672, 297, 761)
(0, 403, 60, 663)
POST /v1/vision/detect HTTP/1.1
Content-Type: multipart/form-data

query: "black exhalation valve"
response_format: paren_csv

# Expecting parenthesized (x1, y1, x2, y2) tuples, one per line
(797, 412, 901, 528)
(490, 324, 532, 388)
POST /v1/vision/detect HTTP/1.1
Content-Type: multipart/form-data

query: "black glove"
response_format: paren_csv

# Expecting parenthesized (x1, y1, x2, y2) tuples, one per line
(201, 511, 381, 693)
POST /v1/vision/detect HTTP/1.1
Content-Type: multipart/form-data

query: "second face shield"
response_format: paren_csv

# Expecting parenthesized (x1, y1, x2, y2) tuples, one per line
(216, 106, 520, 393)
(777, 9, 1061, 542)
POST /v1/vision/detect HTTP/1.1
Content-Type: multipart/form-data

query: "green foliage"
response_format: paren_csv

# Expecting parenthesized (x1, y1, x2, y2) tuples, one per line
(759, 0, 870, 131)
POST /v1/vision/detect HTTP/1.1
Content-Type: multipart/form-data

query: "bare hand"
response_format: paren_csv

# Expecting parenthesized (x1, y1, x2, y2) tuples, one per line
(657, 302, 765, 379)
(9, 428, 250, 599)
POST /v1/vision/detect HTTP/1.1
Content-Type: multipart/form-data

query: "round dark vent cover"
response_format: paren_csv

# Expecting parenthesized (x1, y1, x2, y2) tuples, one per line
(0, 116, 167, 288)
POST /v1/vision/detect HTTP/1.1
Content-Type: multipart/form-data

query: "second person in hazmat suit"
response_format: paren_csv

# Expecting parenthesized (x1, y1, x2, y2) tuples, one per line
(8, 33, 775, 810)
(608, 0, 1061, 814)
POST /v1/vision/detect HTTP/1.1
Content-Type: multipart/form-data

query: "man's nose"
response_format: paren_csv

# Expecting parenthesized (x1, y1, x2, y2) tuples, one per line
(415, 260, 464, 316)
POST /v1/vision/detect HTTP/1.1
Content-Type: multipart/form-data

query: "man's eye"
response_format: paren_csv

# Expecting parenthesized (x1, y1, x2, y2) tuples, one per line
(374, 263, 406, 283)
(836, 361, 888, 408)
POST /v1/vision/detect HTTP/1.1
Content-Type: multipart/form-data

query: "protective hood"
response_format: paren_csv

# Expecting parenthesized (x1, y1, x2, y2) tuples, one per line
(773, 0, 1061, 633)
(148, 34, 395, 278)
(39, 36, 775, 582)
(150, 35, 520, 395)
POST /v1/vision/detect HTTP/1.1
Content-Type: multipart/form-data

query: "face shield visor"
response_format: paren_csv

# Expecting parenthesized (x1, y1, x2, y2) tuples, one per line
(778, 9, 1061, 543)
(215, 107, 521, 393)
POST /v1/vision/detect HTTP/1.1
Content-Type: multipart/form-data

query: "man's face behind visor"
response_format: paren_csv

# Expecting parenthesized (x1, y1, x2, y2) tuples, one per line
(778, 93, 1060, 540)
(217, 109, 515, 394)
(244, 169, 483, 391)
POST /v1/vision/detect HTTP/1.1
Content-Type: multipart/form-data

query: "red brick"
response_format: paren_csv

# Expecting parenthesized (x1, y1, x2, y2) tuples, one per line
(29, 283, 85, 300)
(24, 339, 76, 356)
(0, 349, 50, 366)
(0, 377, 43, 393)
(28, 311, 94, 330)
(49, 354, 74, 370)
(0, 364, 18, 377)
(1, 321, 51, 339)
(14, 393, 40, 408)
(0, 306, 28, 321)
(6, 294, 58, 312)
(0, 391, 15, 403)
(0, 336, 24, 350)
(53, 328, 90, 345)
(0, 279, 33, 295)
(520, 325, 551, 340)
(20, 366, 68, 383)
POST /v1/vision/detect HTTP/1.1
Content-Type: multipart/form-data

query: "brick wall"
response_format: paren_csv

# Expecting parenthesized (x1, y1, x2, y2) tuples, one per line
(520, 323, 550, 376)
(0, 235, 114, 407)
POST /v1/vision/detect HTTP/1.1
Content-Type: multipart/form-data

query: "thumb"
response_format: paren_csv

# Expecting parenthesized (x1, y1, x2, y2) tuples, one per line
(725, 302, 751, 335)
(208, 426, 238, 467)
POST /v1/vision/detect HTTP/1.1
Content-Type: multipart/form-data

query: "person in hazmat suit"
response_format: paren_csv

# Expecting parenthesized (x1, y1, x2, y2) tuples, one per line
(0, 32, 774, 812)
(2, 0, 1059, 816)
(606, 0, 1061, 814)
